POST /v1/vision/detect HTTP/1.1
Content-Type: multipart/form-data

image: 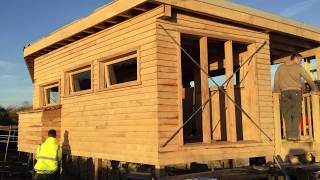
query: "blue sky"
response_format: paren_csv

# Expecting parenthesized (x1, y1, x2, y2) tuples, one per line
(0, 0, 319, 107)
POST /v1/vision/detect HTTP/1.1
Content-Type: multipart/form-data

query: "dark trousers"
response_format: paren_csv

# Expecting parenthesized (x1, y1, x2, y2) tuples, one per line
(33, 173, 59, 180)
(280, 90, 302, 139)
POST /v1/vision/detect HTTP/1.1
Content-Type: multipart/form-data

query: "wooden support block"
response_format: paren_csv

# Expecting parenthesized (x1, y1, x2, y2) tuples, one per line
(200, 37, 211, 143)
(224, 40, 237, 142)
(94, 158, 102, 180)
(164, 4, 172, 18)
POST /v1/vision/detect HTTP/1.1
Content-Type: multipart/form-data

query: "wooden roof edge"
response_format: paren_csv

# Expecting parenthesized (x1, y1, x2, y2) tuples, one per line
(152, 0, 320, 41)
(23, 0, 320, 60)
(23, 0, 149, 58)
(201, 0, 320, 33)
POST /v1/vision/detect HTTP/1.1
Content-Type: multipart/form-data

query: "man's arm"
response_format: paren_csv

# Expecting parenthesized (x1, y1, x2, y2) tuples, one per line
(58, 146, 62, 162)
(273, 67, 281, 93)
(299, 66, 318, 91)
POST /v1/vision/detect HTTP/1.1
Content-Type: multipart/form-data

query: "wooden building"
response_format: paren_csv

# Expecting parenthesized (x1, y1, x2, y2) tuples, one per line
(18, 0, 320, 174)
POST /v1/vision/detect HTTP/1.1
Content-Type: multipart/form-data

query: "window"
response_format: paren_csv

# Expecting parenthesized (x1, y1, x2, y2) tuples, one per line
(66, 65, 92, 95)
(101, 52, 139, 89)
(71, 70, 91, 92)
(42, 82, 60, 106)
(107, 57, 137, 85)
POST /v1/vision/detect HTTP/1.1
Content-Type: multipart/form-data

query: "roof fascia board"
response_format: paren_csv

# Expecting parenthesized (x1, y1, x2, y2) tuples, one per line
(23, 0, 148, 57)
(152, 0, 320, 42)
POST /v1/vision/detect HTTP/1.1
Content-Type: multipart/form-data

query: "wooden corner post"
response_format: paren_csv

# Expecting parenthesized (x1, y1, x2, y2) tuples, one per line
(312, 95, 320, 143)
(311, 94, 320, 161)
(317, 52, 320, 80)
(200, 37, 211, 143)
(225, 40, 237, 142)
(273, 93, 281, 155)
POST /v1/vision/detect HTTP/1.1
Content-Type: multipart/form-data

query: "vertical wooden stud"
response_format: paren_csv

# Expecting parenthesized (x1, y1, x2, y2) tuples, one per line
(311, 94, 320, 161)
(200, 37, 211, 143)
(177, 32, 184, 146)
(224, 40, 237, 142)
(273, 93, 281, 155)
(316, 53, 320, 80)
(94, 158, 102, 180)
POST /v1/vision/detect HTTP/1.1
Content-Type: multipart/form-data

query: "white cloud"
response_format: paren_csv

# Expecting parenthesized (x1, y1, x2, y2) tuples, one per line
(0, 74, 15, 80)
(0, 60, 17, 71)
(280, 0, 319, 17)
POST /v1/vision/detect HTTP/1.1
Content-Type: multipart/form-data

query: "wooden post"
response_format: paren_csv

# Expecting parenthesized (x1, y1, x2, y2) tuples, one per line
(224, 40, 237, 142)
(177, 32, 184, 146)
(317, 53, 320, 80)
(200, 37, 211, 143)
(311, 94, 320, 161)
(273, 93, 281, 156)
(312, 95, 320, 143)
(94, 158, 102, 180)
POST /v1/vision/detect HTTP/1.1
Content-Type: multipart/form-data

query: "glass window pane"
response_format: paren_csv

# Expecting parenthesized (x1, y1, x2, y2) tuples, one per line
(108, 58, 137, 85)
(72, 70, 91, 92)
(46, 86, 59, 105)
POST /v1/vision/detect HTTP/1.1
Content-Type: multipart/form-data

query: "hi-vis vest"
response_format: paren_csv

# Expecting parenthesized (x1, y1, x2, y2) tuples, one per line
(34, 137, 61, 174)
(304, 62, 314, 80)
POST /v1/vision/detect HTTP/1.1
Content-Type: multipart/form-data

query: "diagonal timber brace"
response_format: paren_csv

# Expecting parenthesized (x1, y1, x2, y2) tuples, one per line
(158, 24, 271, 148)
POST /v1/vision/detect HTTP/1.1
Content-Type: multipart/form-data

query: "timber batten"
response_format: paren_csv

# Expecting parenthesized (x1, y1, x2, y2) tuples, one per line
(19, 0, 320, 171)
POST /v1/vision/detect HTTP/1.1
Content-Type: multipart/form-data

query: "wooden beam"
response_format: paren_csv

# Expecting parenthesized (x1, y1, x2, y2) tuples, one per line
(153, 0, 320, 42)
(273, 93, 281, 155)
(270, 49, 286, 56)
(200, 37, 211, 143)
(317, 53, 320, 80)
(83, 28, 97, 34)
(164, 4, 172, 18)
(94, 158, 102, 180)
(105, 18, 120, 24)
(224, 40, 237, 142)
(270, 34, 314, 49)
(311, 95, 320, 162)
(118, 11, 133, 19)
(133, 5, 148, 12)
(271, 42, 299, 53)
(56, 41, 69, 46)
(94, 24, 107, 30)
(273, 47, 320, 64)
(177, 32, 184, 146)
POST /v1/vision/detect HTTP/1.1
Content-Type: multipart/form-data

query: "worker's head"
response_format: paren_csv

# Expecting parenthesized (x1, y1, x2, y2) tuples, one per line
(291, 53, 303, 65)
(48, 129, 57, 138)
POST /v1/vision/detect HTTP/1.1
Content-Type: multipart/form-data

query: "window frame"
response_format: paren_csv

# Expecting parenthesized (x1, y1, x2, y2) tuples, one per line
(99, 49, 141, 90)
(65, 64, 93, 96)
(40, 81, 61, 107)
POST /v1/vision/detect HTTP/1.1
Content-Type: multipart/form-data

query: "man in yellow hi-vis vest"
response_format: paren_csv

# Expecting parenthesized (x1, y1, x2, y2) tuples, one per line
(34, 129, 62, 180)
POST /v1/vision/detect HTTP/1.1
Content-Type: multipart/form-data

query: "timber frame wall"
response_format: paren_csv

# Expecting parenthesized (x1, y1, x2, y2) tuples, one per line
(18, 0, 320, 169)
(155, 11, 273, 166)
